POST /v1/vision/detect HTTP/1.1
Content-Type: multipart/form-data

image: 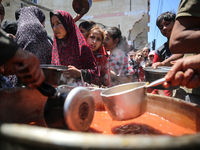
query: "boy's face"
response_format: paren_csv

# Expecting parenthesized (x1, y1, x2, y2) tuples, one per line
(158, 19, 174, 39)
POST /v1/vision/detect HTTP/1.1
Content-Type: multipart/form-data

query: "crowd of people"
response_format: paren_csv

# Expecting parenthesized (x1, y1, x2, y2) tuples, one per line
(1, 0, 200, 104)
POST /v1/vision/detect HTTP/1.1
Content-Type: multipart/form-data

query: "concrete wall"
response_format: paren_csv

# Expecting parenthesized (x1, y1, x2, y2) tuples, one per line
(1, 0, 148, 50)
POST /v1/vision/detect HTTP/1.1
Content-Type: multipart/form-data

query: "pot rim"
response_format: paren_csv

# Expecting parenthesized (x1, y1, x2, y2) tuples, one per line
(100, 82, 146, 97)
(1, 123, 200, 149)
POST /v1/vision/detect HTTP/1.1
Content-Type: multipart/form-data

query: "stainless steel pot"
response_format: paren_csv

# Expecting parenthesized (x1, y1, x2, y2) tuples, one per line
(41, 64, 68, 86)
(144, 66, 179, 90)
(43, 86, 95, 131)
(36, 82, 95, 131)
(1, 94, 200, 150)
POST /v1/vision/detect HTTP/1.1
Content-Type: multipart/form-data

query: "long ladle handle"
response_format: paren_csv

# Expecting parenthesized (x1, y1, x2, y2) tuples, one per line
(146, 78, 166, 88)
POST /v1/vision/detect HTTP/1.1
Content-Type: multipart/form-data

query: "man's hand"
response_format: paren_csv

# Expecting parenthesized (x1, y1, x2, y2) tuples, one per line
(164, 54, 200, 89)
(6, 48, 45, 88)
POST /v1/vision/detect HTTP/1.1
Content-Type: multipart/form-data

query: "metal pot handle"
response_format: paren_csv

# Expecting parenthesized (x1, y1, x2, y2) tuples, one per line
(37, 82, 56, 97)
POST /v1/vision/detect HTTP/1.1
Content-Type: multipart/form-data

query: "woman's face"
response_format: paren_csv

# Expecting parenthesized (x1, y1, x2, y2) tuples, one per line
(103, 31, 117, 51)
(86, 30, 103, 52)
(79, 26, 88, 39)
(158, 19, 174, 39)
(51, 15, 67, 39)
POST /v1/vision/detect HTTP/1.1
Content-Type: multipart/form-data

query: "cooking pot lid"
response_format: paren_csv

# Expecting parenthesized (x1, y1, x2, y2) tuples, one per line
(63, 87, 95, 131)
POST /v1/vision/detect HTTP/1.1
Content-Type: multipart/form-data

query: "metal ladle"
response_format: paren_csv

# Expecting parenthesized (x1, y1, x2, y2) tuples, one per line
(146, 77, 166, 88)
(101, 78, 167, 121)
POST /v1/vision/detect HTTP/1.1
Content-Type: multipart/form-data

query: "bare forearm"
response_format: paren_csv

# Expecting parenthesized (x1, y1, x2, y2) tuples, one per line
(170, 17, 200, 53)
(152, 54, 183, 68)
(162, 54, 183, 65)
(73, 14, 83, 22)
(170, 31, 200, 53)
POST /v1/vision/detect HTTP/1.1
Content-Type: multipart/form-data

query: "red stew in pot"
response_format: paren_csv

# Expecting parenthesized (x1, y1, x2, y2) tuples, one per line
(89, 111, 195, 136)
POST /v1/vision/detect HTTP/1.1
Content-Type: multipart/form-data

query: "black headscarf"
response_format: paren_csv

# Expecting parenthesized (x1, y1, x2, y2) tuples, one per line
(2, 21, 18, 35)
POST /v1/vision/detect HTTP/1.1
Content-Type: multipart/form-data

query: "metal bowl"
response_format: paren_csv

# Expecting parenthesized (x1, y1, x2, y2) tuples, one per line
(144, 66, 179, 90)
(41, 64, 68, 86)
(100, 82, 147, 121)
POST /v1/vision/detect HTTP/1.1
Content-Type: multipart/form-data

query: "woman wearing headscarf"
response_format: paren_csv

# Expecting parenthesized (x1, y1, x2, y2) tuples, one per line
(50, 10, 99, 86)
(15, 6, 52, 64)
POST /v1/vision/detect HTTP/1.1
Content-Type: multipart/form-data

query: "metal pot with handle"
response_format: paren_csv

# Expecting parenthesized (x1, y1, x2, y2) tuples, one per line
(101, 78, 166, 121)
(72, 0, 92, 15)
(38, 82, 95, 131)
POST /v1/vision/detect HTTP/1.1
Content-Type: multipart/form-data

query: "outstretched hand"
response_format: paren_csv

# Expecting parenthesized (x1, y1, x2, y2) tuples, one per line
(64, 65, 81, 78)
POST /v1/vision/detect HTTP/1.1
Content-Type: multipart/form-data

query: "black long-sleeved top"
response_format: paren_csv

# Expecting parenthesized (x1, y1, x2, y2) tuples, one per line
(0, 29, 19, 65)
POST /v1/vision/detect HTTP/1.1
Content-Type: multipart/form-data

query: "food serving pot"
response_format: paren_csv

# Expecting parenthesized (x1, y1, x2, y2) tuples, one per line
(40, 64, 68, 86)
(37, 83, 95, 131)
(144, 66, 179, 90)
(1, 93, 200, 149)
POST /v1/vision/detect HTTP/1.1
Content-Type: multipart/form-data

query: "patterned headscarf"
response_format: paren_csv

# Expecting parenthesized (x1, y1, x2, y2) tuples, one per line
(15, 6, 52, 64)
(50, 10, 98, 70)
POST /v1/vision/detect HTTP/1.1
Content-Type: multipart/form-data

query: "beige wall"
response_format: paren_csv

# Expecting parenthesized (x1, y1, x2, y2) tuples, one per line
(2, 0, 148, 50)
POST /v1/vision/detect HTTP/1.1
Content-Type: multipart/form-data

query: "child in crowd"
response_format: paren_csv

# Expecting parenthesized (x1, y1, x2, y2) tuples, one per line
(129, 50, 145, 82)
(152, 11, 183, 97)
(140, 47, 150, 68)
(104, 26, 135, 86)
(145, 50, 155, 67)
(148, 50, 155, 62)
(79, 20, 96, 39)
(152, 12, 183, 69)
(86, 26, 111, 87)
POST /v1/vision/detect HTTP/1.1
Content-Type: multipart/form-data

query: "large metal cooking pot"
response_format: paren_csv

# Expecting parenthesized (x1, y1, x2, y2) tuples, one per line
(41, 64, 68, 86)
(144, 66, 179, 90)
(36, 82, 95, 131)
(43, 85, 95, 131)
(0, 81, 95, 132)
(1, 94, 200, 149)
(0, 87, 47, 123)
